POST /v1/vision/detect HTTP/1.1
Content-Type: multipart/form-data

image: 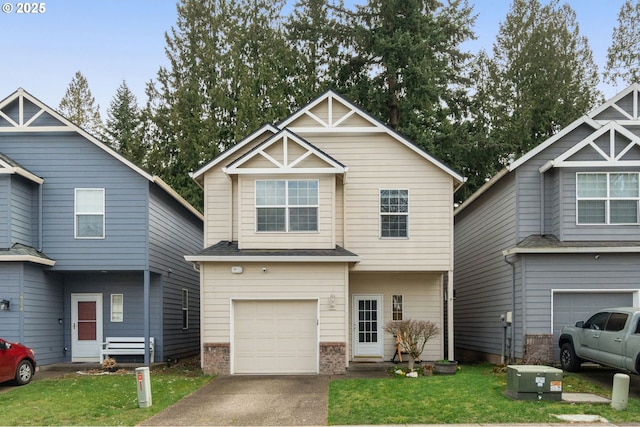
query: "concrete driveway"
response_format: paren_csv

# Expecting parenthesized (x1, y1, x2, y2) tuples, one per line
(575, 364, 640, 400)
(139, 375, 332, 426)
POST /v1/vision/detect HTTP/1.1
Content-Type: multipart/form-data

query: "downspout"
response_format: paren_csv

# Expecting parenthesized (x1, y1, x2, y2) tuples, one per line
(144, 270, 151, 366)
(39, 184, 43, 251)
(503, 255, 516, 363)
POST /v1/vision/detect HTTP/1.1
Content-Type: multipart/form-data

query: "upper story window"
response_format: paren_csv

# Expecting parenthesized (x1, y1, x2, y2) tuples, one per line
(577, 173, 639, 224)
(75, 188, 105, 239)
(255, 180, 318, 232)
(380, 189, 408, 238)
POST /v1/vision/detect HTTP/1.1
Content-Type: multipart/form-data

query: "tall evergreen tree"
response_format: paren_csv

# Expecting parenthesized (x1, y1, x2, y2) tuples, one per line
(58, 71, 103, 136)
(145, 0, 298, 209)
(474, 0, 602, 162)
(286, 0, 343, 100)
(328, 0, 476, 166)
(105, 81, 146, 165)
(604, 0, 640, 86)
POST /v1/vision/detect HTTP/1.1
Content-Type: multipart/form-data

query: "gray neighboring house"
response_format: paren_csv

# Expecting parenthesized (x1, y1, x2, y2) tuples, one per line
(454, 84, 640, 365)
(0, 88, 203, 366)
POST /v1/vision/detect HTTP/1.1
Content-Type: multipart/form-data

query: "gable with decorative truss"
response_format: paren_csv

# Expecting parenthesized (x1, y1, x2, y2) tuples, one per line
(280, 91, 384, 133)
(0, 89, 71, 132)
(224, 129, 345, 176)
(549, 121, 640, 169)
(590, 83, 640, 122)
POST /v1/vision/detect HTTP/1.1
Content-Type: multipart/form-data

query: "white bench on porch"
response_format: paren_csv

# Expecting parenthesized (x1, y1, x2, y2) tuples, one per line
(100, 337, 155, 362)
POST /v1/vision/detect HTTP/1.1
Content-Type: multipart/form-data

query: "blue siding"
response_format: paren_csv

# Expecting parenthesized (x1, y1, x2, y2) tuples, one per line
(454, 174, 522, 358)
(63, 271, 163, 362)
(22, 264, 64, 365)
(0, 263, 23, 341)
(0, 132, 150, 270)
(11, 176, 36, 246)
(149, 185, 202, 359)
(0, 176, 8, 247)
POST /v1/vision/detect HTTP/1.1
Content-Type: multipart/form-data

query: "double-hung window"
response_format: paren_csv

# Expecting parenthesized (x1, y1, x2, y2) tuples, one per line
(255, 180, 318, 232)
(75, 188, 105, 238)
(577, 172, 639, 224)
(380, 189, 408, 238)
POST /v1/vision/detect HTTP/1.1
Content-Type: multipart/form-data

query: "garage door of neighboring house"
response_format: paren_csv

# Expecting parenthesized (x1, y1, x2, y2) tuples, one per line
(233, 300, 318, 374)
(552, 291, 634, 361)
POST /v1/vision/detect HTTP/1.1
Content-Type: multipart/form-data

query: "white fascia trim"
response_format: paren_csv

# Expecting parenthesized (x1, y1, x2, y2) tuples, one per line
(587, 83, 640, 119)
(190, 124, 280, 181)
(224, 167, 345, 175)
(503, 246, 640, 256)
(0, 256, 56, 266)
(152, 176, 204, 220)
(184, 255, 362, 263)
(0, 167, 44, 184)
(508, 116, 601, 171)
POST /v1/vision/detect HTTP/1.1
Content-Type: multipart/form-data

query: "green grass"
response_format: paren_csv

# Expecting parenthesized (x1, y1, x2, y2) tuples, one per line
(328, 364, 640, 425)
(0, 362, 211, 426)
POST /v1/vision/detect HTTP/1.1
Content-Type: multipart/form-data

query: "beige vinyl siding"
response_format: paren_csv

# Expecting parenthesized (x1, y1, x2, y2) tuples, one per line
(308, 133, 454, 270)
(350, 271, 443, 361)
(238, 175, 336, 250)
(203, 167, 233, 246)
(200, 262, 348, 344)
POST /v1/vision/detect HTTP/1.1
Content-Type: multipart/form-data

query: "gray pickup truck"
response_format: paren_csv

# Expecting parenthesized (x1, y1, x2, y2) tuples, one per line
(558, 307, 640, 373)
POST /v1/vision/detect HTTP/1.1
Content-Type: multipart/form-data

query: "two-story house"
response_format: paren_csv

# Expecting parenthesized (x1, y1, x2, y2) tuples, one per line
(186, 91, 464, 375)
(454, 84, 640, 365)
(0, 88, 203, 366)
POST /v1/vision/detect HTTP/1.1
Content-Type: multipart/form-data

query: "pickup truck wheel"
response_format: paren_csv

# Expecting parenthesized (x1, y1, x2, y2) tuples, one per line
(560, 343, 581, 372)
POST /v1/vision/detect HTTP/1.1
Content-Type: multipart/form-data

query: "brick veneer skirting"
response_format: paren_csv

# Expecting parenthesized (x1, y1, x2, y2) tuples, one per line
(523, 334, 554, 365)
(203, 342, 230, 375)
(203, 341, 346, 375)
(320, 342, 346, 374)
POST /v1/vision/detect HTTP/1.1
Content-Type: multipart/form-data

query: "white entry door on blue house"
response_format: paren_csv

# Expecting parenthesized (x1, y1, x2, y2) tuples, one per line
(71, 293, 103, 362)
(353, 295, 383, 358)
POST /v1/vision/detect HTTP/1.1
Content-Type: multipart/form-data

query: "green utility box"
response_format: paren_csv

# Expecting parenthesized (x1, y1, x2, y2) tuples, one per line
(505, 365, 563, 401)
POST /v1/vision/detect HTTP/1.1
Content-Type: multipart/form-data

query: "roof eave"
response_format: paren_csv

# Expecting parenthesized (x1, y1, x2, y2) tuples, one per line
(185, 255, 362, 263)
(0, 255, 56, 266)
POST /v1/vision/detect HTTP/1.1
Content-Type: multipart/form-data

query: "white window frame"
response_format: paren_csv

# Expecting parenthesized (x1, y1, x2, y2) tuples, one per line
(576, 172, 640, 225)
(74, 188, 105, 239)
(182, 289, 189, 330)
(255, 179, 319, 233)
(110, 294, 123, 322)
(392, 294, 403, 321)
(379, 189, 409, 238)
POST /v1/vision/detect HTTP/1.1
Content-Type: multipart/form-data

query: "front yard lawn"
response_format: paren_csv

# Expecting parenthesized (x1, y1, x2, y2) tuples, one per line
(329, 364, 640, 425)
(0, 362, 211, 426)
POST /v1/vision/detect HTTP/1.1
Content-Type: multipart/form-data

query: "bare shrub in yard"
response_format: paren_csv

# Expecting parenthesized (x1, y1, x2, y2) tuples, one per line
(384, 319, 440, 371)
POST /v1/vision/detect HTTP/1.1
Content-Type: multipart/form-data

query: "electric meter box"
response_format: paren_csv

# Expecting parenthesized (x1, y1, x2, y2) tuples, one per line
(506, 365, 563, 401)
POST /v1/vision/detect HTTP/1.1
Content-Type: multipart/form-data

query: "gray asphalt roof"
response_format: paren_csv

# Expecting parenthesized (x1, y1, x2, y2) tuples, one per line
(517, 234, 640, 249)
(193, 240, 360, 258)
(0, 243, 55, 262)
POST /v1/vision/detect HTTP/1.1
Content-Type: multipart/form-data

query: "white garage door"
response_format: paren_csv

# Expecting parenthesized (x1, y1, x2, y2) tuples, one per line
(552, 292, 634, 360)
(234, 300, 318, 374)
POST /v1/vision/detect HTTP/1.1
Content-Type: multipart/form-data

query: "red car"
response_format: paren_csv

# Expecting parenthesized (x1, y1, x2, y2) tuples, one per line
(0, 338, 36, 385)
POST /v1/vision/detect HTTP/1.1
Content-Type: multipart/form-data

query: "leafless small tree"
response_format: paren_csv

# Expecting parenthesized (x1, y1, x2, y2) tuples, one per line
(384, 319, 440, 371)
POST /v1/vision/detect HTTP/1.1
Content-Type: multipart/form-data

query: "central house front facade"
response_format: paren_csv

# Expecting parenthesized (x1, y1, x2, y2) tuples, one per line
(186, 91, 464, 375)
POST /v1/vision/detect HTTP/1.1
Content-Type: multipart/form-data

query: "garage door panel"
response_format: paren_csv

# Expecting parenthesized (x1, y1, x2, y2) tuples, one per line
(552, 292, 634, 361)
(234, 300, 318, 374)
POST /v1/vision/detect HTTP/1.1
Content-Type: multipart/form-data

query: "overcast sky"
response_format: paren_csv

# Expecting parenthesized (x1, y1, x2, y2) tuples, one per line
(0, 0, 628, 118)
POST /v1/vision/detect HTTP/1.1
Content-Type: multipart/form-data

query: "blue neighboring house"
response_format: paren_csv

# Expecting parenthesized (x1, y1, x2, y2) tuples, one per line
(454, 84, 640, 365)
(0, 88, 203, 366)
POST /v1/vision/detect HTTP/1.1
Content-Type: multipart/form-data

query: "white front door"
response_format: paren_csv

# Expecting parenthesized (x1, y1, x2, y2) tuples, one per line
(71, 293, 103, 362)
(353, 295, 383, 357)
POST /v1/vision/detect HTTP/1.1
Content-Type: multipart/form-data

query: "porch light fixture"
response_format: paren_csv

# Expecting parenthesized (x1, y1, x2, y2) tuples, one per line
(0, 299, 10, 311)
(329, 294, 336, 310)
